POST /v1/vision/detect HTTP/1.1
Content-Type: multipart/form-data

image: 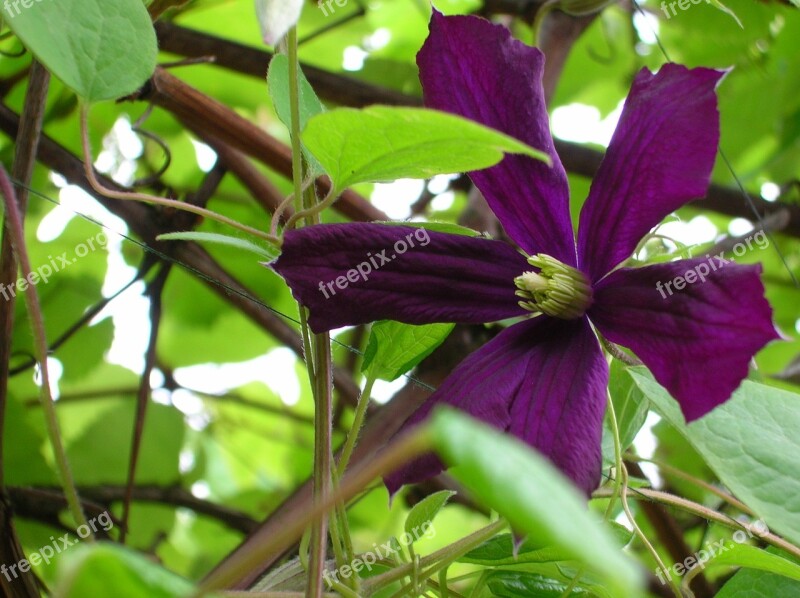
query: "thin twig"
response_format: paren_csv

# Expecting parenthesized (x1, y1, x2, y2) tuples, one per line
(0, 165, 90, 536)
(80, 103, 281, 246)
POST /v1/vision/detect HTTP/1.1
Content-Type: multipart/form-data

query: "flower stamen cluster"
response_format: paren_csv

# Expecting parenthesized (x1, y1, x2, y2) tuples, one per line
(514, 254, 593, 319)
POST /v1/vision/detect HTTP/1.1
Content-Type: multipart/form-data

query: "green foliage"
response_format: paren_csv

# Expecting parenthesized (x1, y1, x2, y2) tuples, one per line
(54, 543, 194, 598)
(404, 490, 455, 539)
(1, 0, 156, 101)
(630, 367, 800, 546)
(692, 544, 800, 583)
(302, 106, 552, 193)
(430, 408, 644, 597)
(718, 551, 800, 597)
(157, 231, 279, 261)
(484, 570, 592, 597)
(267, 54, 325, 175)
(362, 320, 454, 381)
(601, 360, 649, 465)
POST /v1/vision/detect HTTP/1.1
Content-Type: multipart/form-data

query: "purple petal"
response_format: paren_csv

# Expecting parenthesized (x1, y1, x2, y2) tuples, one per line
(417, 13, 576, 265)
(385, 316, 609, 497)
(589, 259, 779, 421)
(507, 316, 608, 495)
(271, 223, 529, 333)
(577, 64, 726, 281)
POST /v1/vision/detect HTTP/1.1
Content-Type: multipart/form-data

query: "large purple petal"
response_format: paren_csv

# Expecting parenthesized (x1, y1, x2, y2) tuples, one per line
(577, 64, 725, 281)
(507, 316, 608, 495)
(417, 13, 576, 265)
(589, 259, 779, 421)
(385, 316, 609, 497)
(271, 223, 529, 333)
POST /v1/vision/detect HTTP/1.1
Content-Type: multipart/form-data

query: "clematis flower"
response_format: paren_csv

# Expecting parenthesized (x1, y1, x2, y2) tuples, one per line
(271, 13, 779, 495)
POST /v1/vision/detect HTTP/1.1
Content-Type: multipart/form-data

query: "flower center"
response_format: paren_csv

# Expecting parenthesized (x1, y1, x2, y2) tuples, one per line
(514, 254, 593, 320)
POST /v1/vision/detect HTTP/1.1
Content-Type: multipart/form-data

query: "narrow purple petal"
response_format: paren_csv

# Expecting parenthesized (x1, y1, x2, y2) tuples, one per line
(418, 13, 576, 265)
(589, 259, 779, 421)
(577, 64, 726, 281)
(385, 316, 609, 497)
(271, 223, 529, 333)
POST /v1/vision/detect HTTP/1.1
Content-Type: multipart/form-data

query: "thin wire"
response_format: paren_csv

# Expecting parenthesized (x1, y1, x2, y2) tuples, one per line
(10, 177, 437, 393)
(631, 0, 798, 287)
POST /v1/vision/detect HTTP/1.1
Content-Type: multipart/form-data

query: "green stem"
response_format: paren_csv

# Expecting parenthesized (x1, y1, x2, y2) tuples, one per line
(80, 104, 281, 247)
(0, 166, 91, 535)
(618, 465, 683, 598)
(197, 429, 432, 594)
(438, 568, 450, 598)
(593, 486, 800, 562)
(326, 374, 375, 592)
(627, 454, 753, 515)
(365, 519, 507, 594)
(336, 375, 375, 478)
(328, 579, 360, 598)
(285, 187, 337, 230)
(330, 468, 358, 592)
(603, 388, 623, 521)
(286, 26, 336, 598)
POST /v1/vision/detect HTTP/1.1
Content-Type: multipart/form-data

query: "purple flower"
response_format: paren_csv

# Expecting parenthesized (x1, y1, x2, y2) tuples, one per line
(271, 13, 779, 495)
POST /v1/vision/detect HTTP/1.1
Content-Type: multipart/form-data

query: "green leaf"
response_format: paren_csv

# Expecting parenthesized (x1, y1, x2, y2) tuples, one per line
(686, 544, 800, 583)
(629, 367, 800, 546)
(2, 0, 157, 101)
(301, 106, 552, 192)
(404, 490, 455, 540)
(719, 570, 800, 597)
(709, 0, 744, 28)
(266, 54, 325, 175)
(67, 403, 184, 486)
(485, 571, 592, 597)
(717, 548, 800, 597)
(602, 360, 649, 465)
(362, 321, 454, 381)
(157, 231, 279, 261)
(379, 220, 483, 237)
(460, 534, 573, 566)
(55, 543, 194, 598)
(430, 408, 644, 598)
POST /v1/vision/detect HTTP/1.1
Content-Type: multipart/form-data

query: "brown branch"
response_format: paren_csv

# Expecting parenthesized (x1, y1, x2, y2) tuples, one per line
(154, 21, 415, 108)
(134, 68, 386, 224)
(121, 265, 170, 543)
(7, 485, 257, 535)
(0, 59, 50, 598)
(539, 11, 599, 103)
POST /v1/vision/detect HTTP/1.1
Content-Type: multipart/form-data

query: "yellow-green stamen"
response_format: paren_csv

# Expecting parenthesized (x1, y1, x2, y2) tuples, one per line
(514, 254, 593, 320)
